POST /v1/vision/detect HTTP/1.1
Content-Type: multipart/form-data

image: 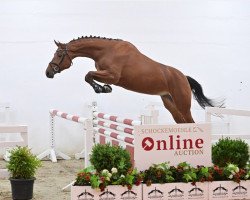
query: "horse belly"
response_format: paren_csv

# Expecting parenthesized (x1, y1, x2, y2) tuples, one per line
(117, 73, 169, 95)
(114, 54, 170, 95)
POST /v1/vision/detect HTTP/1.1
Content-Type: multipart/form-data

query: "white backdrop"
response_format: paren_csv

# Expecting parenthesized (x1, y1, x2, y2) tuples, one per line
(0, 0, 250, 155)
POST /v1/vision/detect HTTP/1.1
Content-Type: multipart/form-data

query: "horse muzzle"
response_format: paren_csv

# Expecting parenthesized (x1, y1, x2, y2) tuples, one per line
(45, 68, 54, 78)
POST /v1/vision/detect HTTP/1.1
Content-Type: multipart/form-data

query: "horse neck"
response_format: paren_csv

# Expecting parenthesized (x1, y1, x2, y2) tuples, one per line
(68, 39, 114, 61)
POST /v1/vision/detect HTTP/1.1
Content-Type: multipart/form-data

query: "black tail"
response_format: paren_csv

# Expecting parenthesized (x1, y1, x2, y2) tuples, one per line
(186, 76, 225, 109)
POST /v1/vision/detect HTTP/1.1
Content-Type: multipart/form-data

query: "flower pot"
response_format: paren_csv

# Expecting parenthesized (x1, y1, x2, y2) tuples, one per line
(9, 178, 35, 200)
(143, 182, 209, 200)
(209, 180, 250, 200)
(71, 185, 142, 200)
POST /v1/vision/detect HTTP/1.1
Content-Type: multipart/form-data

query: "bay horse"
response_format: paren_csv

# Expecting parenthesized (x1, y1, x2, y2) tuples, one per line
(45, 36, 224, 123)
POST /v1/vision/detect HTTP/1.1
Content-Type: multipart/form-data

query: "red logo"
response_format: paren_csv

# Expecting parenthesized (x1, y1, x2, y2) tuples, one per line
(142, 137, 154, 151)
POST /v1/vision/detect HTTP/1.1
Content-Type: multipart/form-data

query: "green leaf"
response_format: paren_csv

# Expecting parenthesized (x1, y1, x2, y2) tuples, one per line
(90, 175, 100, 189)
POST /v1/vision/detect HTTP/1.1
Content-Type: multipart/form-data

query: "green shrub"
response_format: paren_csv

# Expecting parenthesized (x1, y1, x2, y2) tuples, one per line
(7, 146, 42, 179)
(212, 137, 249, 168)
(90, 143, 132, 174)
(143, 162, 174, 185)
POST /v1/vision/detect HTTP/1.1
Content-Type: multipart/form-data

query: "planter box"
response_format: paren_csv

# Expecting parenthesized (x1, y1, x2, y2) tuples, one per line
(209, 180, 250, 200)
(143, 182, 209, 200)
(71, 185, 142, 200)
(71, 181, 250, 200)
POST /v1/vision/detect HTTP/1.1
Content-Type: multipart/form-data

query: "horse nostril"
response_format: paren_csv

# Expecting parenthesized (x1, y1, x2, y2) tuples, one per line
(46, 71, 54, 78)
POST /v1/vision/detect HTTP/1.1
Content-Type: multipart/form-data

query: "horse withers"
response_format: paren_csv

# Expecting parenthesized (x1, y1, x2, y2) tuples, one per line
(46, 36, 224, 123)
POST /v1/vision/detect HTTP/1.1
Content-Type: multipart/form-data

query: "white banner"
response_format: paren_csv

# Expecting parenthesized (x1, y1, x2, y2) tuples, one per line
(134, 123, 211, 170)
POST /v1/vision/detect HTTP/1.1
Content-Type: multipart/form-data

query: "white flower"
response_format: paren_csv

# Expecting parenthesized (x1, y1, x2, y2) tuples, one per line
(106, 177, 110, 181)
(111, 168, 118, 174)
(156, 165, 164, 170)
(108, 173, 112, 178)
(229, 174, 233, 179)
(227, 164, 234, 168)
(120, 175, 125, 178)
(231, 171, 235, 175)
(102, 169, 109, 174)
(235, 167, 239, 173)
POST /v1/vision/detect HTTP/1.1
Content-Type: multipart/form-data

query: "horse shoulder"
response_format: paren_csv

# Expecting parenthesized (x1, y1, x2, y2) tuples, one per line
(94, 59, 122, 82)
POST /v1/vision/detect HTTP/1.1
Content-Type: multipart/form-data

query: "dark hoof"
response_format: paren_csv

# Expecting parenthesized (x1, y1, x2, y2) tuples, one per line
(103, 85, 112, 93)
(93, 84, 103, 93)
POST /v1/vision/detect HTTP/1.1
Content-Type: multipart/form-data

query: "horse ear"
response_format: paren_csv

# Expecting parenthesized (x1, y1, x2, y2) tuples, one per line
(54, 40, 60, 46)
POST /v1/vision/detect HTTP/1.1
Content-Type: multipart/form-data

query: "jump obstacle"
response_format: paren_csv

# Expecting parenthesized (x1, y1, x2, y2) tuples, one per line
(93, 105, 250, 169)
(39, 102, 158, 167)
(40, 103, 250, 167)
(0, 103, 28, 179)
(40, 102, 158, 191)
(205, 107, 250, 140)
(39, 103, 250, 192)
(37, 109, 93, 167)
(92, 102, 156, 166)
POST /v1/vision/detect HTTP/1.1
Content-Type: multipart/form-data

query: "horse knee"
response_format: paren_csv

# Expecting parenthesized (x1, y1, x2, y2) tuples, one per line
(85, 72, 93, 83)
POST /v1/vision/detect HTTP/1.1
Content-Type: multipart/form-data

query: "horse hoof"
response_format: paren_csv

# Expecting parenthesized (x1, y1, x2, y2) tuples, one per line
(93, 85, 103, 93)
(103, 85, 112, 93)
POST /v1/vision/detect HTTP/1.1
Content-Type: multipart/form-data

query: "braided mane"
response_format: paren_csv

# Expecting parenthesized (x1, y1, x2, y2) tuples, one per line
(70, 35, 122, 42)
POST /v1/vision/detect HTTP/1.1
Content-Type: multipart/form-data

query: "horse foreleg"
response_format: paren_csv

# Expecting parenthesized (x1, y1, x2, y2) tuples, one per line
(85, 70, 116, 93)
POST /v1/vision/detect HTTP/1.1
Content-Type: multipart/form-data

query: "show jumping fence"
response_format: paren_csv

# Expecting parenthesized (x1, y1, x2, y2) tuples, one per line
(93, 103, 139, 166)
(37, 109, 93, 167)
(0, 103, 28, 179)
(40, 104, 250, 192)
(0, 125, 28, 179)
(205, 107, 250, 140)
(41, 104, 250, 168)
(91, 105, 250, 167)
(40, 102, 158, 168)
(92, 101, 158, 166)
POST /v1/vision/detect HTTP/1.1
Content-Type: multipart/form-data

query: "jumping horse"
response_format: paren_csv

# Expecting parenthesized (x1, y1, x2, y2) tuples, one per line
(46, 36, 224, 123)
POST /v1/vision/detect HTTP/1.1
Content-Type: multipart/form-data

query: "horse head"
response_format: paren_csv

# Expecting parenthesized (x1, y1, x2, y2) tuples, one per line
(45, 40, 73, 78)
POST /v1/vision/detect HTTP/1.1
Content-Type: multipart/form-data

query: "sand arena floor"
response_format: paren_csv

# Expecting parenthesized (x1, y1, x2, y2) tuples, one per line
(0, 159, 84, 200)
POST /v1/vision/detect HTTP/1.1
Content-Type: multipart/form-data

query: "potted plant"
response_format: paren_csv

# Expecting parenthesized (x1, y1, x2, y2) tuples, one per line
(7, 146, 41, 200)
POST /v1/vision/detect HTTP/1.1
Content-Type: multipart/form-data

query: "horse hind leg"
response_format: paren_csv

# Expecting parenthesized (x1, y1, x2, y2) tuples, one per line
(161, 94, 187, 123)
(161, 95, 195, 123)
(183, 110, 195, 123)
